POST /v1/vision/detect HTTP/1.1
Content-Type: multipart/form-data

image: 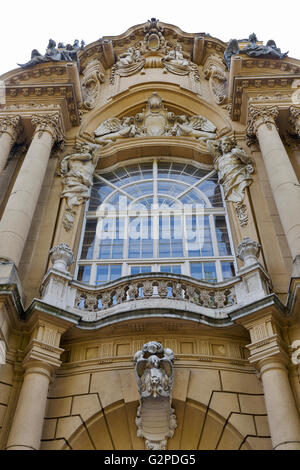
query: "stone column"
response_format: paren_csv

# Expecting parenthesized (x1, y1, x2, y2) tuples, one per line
(258, 357, 300, 450)
(6, 361, 54, 450)
(241, 313, 300, 450)
(0, 115, 22, 174)
(6, 316, 67, 450)
(0, 113, 63, 268)
(247, 105, 300, 276)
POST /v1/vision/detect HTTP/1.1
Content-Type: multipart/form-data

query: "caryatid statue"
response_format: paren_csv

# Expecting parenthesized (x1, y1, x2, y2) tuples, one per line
(207, 136, 253, 203)
(60, 142, 100, 230)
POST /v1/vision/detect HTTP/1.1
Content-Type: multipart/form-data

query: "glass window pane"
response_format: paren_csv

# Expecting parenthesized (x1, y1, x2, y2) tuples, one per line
(110, 264, 122, 280)
(96, 265, 109, 283)
(221, 261, 235, 280)
(190, 262, 217, 283)
(215, 216, 232, 255)
(77, 265, 91, 284)
(80, 219, 97, 259)
(130, 266, 151, 274)
(160, 265, 181, 274)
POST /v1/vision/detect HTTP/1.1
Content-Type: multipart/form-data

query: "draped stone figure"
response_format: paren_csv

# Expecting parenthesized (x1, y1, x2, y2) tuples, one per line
(60, 142, 100, 230)
(207, 136, 253, 203)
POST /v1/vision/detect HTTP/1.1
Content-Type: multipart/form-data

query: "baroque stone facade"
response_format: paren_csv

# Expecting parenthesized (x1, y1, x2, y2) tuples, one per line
(0, 20, 300, 451)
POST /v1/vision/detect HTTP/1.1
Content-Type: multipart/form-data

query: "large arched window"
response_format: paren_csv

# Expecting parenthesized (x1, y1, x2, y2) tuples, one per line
(76, 159, 236, 285)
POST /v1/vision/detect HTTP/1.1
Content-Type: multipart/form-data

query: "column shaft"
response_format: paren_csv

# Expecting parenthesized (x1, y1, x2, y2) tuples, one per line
(260, 359, 300, 450)
(0, 130, 54, 267)
(6, 363, 51, 450)
(256, 122, 300, 261)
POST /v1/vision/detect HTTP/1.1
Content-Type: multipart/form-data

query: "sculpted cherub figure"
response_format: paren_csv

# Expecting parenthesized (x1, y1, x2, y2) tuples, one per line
(94, 116, 137, 146)
(207, 136, 253, 203)
(171, 115, 217, 140)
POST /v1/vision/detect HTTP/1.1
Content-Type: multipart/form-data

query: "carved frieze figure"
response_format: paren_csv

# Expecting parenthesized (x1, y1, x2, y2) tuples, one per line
(60, 142, 100, 230)
(18, 38, 84, 68)
(110, 46, 145, 83)
(207, 136, 253, 203)
(94, 116, 137, 146)
(162, 44, 189, 74)
(171, 115, 217, 141)
(134, 341, 177, 450)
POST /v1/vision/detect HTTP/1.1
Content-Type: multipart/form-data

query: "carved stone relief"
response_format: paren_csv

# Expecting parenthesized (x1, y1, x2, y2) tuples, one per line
(59, 142, 100, 230)
(134, 341, 176, 450)
(203, 54, 228, 105)
(80, 59, 105, 111)
(94, 92, 216, 146)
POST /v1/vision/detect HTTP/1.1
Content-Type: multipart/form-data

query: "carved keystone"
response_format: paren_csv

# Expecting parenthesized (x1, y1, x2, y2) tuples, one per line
(50, 243, 74, 272)
(236, 237, 261, 267)
(134, 341, 177, 450)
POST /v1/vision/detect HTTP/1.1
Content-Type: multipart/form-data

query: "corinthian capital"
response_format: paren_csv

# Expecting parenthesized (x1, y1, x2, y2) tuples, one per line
(289, 106, 300, 136)
(31, 113, 63, 144)
(247, 105, 279, 136)
(0, 115, 22, 141)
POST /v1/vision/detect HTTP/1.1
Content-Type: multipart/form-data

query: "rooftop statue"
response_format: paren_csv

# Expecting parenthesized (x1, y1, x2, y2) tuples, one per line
(18, 39, 85, 69)
(224, 33, 288, 69)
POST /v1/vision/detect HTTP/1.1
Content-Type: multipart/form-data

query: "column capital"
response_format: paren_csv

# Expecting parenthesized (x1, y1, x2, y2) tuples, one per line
(289, 105, 300, 136)
(0, 115, 22, 142)
(31, 112, 64, 144)
(246, 105, 279, 136)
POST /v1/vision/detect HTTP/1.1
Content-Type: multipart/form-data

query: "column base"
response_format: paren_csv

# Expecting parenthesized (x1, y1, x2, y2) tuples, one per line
(292, 255, 300, 277)
(274, 441, 300, 450)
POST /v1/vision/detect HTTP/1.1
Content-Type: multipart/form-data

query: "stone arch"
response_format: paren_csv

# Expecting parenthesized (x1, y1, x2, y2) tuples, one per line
(57, 398, 254, 450)
(80, 83, 233, 139)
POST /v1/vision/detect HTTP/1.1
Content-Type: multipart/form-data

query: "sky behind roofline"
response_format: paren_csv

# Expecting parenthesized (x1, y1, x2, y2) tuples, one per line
(0, 0, 299, 76)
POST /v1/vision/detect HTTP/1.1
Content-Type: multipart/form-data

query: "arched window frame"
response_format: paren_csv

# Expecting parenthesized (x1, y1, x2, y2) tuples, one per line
(75, 157, 237, 285)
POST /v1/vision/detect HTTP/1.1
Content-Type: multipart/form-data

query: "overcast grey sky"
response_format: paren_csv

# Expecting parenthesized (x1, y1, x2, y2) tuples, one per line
(0, 0, 299, 76)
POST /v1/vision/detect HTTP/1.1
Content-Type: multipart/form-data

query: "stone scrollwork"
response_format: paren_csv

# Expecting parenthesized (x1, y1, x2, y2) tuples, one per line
(203, 54, 228, 105)
(206, 136, 253, 227)
(94, 92, 217, 146)
(134, 341, 176, 450)
(60, 142, 100, 230)
(81, 59, 105, 111)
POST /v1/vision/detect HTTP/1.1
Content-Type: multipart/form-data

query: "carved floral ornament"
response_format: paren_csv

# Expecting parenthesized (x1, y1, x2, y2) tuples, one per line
(203, 54, 228, 105)
(289, 106, 300, 136)
(31, 113, 64, 144)
(0, 115, 23, 141)
(246, 105, 279, 136)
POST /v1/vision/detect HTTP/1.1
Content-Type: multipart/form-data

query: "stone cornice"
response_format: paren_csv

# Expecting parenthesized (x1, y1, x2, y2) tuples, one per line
(0, 84, 80, 128)
(231, 74, 300, 121)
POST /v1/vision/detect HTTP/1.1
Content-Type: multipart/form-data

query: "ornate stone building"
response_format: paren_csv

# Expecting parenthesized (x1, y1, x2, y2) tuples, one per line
(0, 20, 300, 450)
